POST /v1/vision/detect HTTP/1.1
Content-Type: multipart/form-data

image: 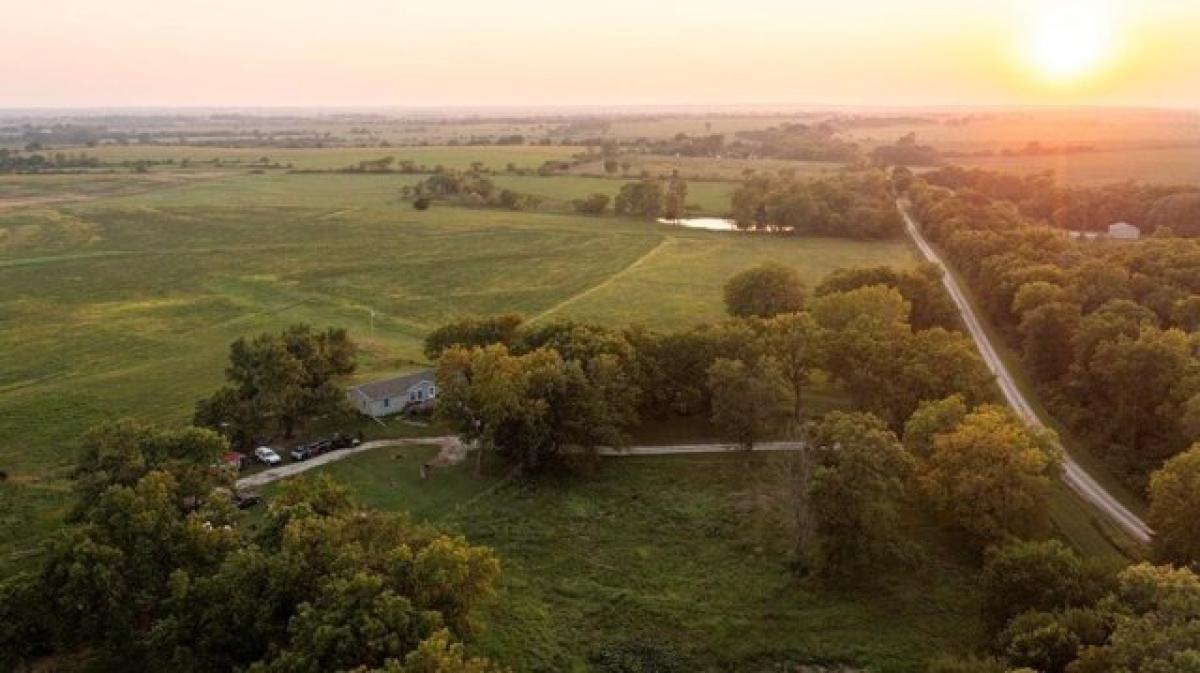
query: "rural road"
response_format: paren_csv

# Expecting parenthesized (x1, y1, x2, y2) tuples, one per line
(236, 436, 801, 489)
(897, 199, 1153, 544)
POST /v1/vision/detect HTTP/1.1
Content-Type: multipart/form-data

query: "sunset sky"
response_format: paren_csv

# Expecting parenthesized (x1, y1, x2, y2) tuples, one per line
(2, 0, 1198, 108)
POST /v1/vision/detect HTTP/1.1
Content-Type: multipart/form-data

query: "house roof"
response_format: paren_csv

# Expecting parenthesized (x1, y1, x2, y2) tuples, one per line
(349, 369, 435, 402)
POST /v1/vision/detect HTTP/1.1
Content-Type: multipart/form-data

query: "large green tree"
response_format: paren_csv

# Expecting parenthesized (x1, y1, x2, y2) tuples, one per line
(758, 312, 824, 422)
(707, 356, 793, 450)
(436, 343, 638, 471)
(1, 424, 504, 673)
(918, 406, 1061, 548)
(423, 314, 524, 360)
(1070, 563, 1200, 672)
(1149, 443, 1200, 566)
(723, 263, 807, 319)
(195, 325, 356, 441)
(801, 412, 915, 581)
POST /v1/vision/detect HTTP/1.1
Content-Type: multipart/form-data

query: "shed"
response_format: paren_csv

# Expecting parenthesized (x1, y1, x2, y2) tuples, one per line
(347, 369, 438, 417)
(1108, 222, 1141, 240)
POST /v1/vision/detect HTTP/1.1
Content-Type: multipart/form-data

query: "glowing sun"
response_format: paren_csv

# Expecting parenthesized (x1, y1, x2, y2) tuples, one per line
(1023, 1, 1120, 82)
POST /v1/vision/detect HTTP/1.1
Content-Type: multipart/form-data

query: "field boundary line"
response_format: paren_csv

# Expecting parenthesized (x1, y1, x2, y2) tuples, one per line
(527, 238, 671, 323)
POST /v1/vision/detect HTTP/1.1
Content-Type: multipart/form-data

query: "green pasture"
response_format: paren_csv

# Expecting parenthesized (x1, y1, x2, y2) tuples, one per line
(0, 170, 914, 573)
(62, 144, 584, 171)
(256, 448, 984, 672)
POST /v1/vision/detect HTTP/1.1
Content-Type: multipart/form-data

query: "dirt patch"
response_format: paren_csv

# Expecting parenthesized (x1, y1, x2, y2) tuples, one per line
(0, 194, 91, 211)
(429, 436, 467, 466)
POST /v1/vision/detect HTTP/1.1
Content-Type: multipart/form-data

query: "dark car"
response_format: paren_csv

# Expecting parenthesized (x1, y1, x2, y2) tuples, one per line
(290, 446, 312, 461)
(331, 432, 362, 449)
(233, 492, 262, 510)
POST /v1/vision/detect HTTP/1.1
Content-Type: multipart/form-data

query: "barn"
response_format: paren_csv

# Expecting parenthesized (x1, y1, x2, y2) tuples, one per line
(1108, 222, 1141, 240)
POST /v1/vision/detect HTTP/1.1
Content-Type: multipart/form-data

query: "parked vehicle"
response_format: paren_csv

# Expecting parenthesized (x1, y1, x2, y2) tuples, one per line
(254, 446, 282, 465)
(290, 445, 312, 462)
(233, 491, 262, 510)
(331, 432, 361, 449)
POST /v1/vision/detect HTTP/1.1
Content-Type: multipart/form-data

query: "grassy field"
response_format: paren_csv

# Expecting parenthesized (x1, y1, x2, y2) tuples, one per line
(255, 447, 985, 672)
(572, 155, 846, 182)
(0, 170, 915, 573)
(488, 174, 738, 215)
(0, 171, 224, 203)
(59, 144, 585, 171)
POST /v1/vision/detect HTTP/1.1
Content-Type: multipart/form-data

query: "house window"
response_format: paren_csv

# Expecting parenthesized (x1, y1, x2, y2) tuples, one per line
(429, 385, 437, 398)
(416, 389, 424, 401)
(383, 398, 390, 408)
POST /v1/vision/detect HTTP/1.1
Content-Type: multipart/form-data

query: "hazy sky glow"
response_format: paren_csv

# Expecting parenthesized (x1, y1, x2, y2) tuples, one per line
(2, 0, 1197, 108)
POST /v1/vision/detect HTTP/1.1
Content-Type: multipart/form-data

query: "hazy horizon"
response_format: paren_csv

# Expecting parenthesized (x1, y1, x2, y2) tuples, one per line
(3, 0, 1198, 109)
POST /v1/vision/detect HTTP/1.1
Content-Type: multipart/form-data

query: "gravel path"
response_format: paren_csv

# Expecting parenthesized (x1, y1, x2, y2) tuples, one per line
(236, 436, 800, 490)
(898, 198, 1152, 544)
(236, 436, 465, 489)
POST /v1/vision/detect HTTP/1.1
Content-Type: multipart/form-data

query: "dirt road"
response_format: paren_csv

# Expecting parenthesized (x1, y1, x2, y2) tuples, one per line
(235, 436, 802, 489)
(897, 199, 1153, 544)
(236, 436, 465, 489)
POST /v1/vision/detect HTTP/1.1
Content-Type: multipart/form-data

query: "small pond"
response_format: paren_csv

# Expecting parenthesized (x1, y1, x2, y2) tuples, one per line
(656, 217, 739, 231)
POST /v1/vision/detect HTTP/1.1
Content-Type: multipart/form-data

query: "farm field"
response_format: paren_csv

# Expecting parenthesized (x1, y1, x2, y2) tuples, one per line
(256, 446, 985, 672)
(0, 170, 917, 574)
(0, 171, 224, 203)
(952, 146, 1200, 186)
(572, 154, 846, 181)
(488, 174, 738, 214)
(846, 109, 1200, 154)
(58, 143, 585, 171)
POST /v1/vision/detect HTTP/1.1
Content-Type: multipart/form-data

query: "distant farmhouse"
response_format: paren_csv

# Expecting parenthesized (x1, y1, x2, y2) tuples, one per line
(1108, 222, 1141, 240)
(348, 369, 438, 418)
(1067, 222, 1142, 242)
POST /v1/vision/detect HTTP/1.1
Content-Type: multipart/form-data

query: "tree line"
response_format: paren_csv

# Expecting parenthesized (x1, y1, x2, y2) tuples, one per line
(0, 421, 503, 672)
(730, 170, 904, 238)
(920, 165, 1200, 235)
(0, 148, 102, 172)
(906, 174, 1200, 490)
(400, 171, 545, 212)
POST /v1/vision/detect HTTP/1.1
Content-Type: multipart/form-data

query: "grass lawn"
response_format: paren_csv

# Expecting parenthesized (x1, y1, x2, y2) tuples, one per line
(256, 448, 985, 673)
(0, 171, 915, 575)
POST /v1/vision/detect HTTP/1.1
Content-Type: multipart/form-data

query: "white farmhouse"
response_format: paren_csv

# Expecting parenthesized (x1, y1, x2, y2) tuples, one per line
(347, 370, 438, 418)
(1108, 222, 1141, 240)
